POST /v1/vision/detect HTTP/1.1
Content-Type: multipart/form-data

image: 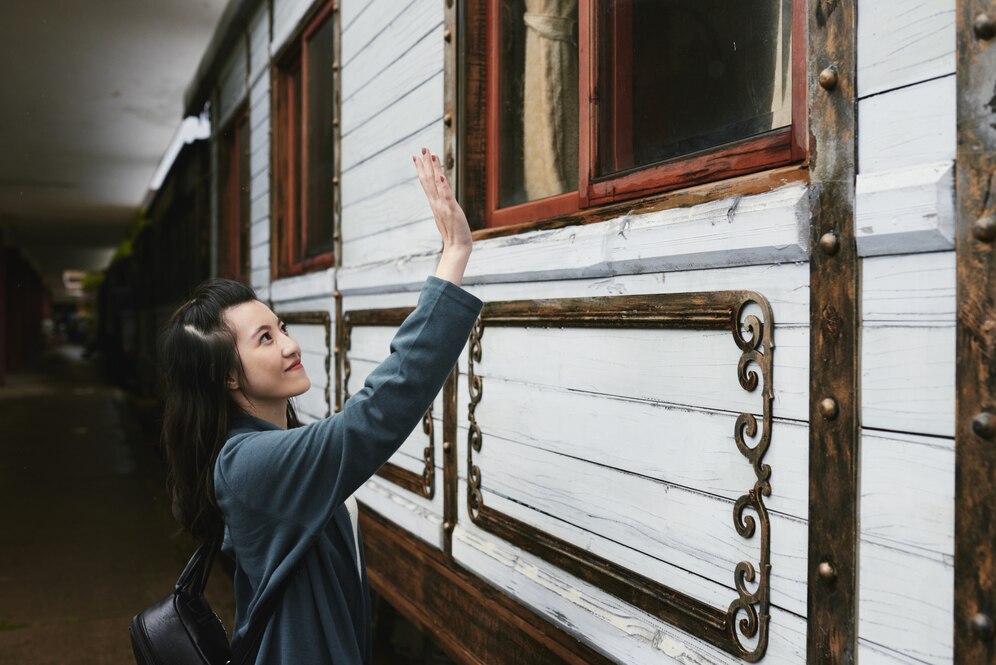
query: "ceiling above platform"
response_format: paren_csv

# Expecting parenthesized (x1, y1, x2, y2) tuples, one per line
(0, 0, 229, 301)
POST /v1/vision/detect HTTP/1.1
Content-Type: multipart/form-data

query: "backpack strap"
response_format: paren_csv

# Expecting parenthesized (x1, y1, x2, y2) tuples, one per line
(176, 540, 296, 665)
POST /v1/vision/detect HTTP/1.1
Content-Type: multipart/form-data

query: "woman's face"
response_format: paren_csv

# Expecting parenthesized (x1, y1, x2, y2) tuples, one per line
(223, 299, 311, 403)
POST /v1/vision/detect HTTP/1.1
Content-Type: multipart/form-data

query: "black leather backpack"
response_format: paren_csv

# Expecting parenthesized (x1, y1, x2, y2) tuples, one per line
(129, 541, 288, 665)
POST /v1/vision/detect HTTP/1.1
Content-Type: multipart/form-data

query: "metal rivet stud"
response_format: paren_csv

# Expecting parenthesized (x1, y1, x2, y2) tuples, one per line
(446, 0, 454, 7)
(332, 176, 339, 186)
(443, 441, 453, 452)
(444, 113, 453, 127)
(819, 66, 838, 91)
(819, 397, 839, 420)
(818, 561, 836, 584)
(333, 118, 339, 127)
(974, 216, 996, 243)
(332, 61, 339, 72)
(819, 232, 839, 255)
(443, 521, 454, 532)
(972, 613, 995, 641)
(445, 152, 454, 170)
(972, 412, 996, 440)
(974, 13, 996, 40)
(444, 29, 452, 42)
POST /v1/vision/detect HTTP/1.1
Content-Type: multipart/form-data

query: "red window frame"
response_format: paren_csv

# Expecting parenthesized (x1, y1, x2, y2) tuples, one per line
(484, 0, 807, 229)
(218, 104, 250, 282)
(273, 0, 338, 277)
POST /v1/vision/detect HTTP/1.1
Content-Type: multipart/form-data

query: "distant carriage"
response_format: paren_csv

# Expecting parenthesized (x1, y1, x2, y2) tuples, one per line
(102, 1, 995, 663)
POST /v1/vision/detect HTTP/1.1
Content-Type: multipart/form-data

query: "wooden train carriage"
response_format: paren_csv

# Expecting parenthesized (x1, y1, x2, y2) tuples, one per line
(171, 1, 995, 663)
(98, 139, 211, 397)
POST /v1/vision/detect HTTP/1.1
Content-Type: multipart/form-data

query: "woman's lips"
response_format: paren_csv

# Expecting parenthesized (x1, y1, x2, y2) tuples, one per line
(285, 359, 303, 371)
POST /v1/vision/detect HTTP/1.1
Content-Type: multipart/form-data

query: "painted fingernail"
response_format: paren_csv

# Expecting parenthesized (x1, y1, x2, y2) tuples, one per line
(431, 154, 438, 162)
(422, 147, 427, 154)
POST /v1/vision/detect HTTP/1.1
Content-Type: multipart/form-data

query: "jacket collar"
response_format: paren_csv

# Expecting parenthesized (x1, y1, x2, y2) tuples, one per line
(227, 411, 282, 438)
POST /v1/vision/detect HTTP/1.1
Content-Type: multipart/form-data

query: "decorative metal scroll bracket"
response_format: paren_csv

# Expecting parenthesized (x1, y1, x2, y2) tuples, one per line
(341, 307, 436, 500)
(466, 291, 774, 661)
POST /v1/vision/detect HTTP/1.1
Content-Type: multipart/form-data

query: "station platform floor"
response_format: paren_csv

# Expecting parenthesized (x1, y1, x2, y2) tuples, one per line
(0, 346, 234, 664)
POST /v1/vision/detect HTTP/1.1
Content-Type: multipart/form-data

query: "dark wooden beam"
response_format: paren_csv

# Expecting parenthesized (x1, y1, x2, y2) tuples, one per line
(359, 506, 615, 665)
(806, 0, 859, 663)
(955, 2, 996, 661)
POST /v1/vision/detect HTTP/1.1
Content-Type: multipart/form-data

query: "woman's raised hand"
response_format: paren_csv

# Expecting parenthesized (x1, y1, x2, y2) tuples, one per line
(413, 147, 472, 285)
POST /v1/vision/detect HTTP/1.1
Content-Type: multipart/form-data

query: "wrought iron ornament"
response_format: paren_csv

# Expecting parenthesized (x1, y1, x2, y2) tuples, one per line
(465, 291, 774, 661)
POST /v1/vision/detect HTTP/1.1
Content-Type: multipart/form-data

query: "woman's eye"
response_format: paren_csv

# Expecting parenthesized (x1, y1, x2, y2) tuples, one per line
(280, 323, 289, 334)
(260, 332, 272, 343)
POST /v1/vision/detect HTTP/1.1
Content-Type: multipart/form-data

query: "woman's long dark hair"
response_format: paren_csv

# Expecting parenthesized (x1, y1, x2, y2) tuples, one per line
(160, 278, 299, 541)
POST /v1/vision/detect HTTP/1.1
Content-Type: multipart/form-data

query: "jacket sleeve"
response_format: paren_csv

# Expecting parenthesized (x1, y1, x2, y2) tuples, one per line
(214, 276, 483, 536)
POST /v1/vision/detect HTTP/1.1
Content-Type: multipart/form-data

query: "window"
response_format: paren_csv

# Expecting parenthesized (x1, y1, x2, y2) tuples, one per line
(273, 0, 338, 276)
(479, 0, 805, 229)
(217, 105, 250, 281)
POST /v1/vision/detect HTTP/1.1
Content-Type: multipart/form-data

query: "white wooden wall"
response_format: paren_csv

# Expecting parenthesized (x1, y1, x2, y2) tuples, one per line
(194, 0, 961, 662)
(856, 1, 956, 663)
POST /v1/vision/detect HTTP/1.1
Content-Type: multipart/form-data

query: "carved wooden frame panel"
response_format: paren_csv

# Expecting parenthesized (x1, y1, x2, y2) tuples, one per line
(464, 291, 775, 661)
(339, 307, 436, 500)
(278, 310, 332, 418)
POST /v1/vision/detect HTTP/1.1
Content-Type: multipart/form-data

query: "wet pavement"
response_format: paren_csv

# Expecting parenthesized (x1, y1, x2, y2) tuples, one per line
(0, 346, 234, 664)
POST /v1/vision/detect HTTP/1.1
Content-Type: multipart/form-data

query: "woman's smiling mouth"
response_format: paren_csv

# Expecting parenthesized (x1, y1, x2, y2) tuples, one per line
(285, 359, 303, 372)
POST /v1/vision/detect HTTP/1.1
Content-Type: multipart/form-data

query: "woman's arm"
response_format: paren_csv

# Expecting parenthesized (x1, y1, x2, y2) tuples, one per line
(413, 147, 472, 285)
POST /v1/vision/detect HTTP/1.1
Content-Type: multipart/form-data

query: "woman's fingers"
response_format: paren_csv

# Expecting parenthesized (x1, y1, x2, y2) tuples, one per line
(416, 148, 438, 202)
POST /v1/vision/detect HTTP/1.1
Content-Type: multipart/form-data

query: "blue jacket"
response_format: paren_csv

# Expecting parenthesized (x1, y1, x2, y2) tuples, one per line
(214, 276, 483, 663)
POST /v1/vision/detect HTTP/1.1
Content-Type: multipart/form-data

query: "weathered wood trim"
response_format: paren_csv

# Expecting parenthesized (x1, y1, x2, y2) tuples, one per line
(955, 2, 996, 660)
(277, 309, 331, 418)
(465, 291, 775, 661)
(442, 368, 458, 555)
(340, 306, 435, 499)
(806, 0, 859, 663)
(359, 505, 615, 665)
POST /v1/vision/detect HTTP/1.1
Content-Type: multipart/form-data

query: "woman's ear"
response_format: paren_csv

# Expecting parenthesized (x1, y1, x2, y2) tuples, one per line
(227, 374, 239, 391)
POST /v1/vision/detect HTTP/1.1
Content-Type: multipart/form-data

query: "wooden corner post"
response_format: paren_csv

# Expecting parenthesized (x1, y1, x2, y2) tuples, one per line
(955, 2, 996, 662)
(806, 0, 858, 663)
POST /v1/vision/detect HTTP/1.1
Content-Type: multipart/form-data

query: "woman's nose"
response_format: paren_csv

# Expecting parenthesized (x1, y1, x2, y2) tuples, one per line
(281, 334, 301, 357)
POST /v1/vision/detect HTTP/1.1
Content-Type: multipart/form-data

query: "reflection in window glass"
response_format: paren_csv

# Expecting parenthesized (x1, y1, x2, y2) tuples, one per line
(304, 17, 336, 258)
(597, 0, 793, 177)
(498, 0, 579, 209)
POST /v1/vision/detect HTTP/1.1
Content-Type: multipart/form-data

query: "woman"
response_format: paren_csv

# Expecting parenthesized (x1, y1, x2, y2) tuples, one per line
(159, 149, 481, 664)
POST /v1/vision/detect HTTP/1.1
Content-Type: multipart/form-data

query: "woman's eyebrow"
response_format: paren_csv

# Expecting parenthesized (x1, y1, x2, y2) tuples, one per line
(250, 323, 271, 339)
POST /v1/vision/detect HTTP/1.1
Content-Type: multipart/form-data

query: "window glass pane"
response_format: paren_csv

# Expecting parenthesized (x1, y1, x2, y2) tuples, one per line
(597, 0, 793, 176)
(497, 0, 579, 209)
(304, 16, 335, 258)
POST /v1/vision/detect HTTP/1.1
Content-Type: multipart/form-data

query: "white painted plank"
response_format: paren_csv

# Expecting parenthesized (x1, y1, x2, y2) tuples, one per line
(860, 429, 953, 557)
(859, 542, 952, 664)
(340, 175, 434, 245)
(451, 523, 809, 664)
(251, 268, 270, 296)
(862, 251, 955, 324)
(858, 75, 955, 173)
(858, 639, 936, 665)
(283, 323, 328, 354)
(340, 0, 372, 33)
(249, 5, 270, 80)
(857, 0, 955, 98)
(342, 218, 441, 267)
(250, 243, 269, 272)
(341, 72, 443, 172)
(250, 217, 270, 248)
(339, 184, 810, 293)
(444, 375, 810, 520)
(339, 121, 442, 207)
(861, 324, 954, 437)
(271, 0, 319, 56)
(341, 22, 443, 135)
(341, 0, 441, 91)
(269, 267, 335, 303)
(357, 477, 444, 548)
(451, 324, 808, 421)
(855, 161, 955, 256)
(271, 296, 331, 313)
(455, 435, 809, 617)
